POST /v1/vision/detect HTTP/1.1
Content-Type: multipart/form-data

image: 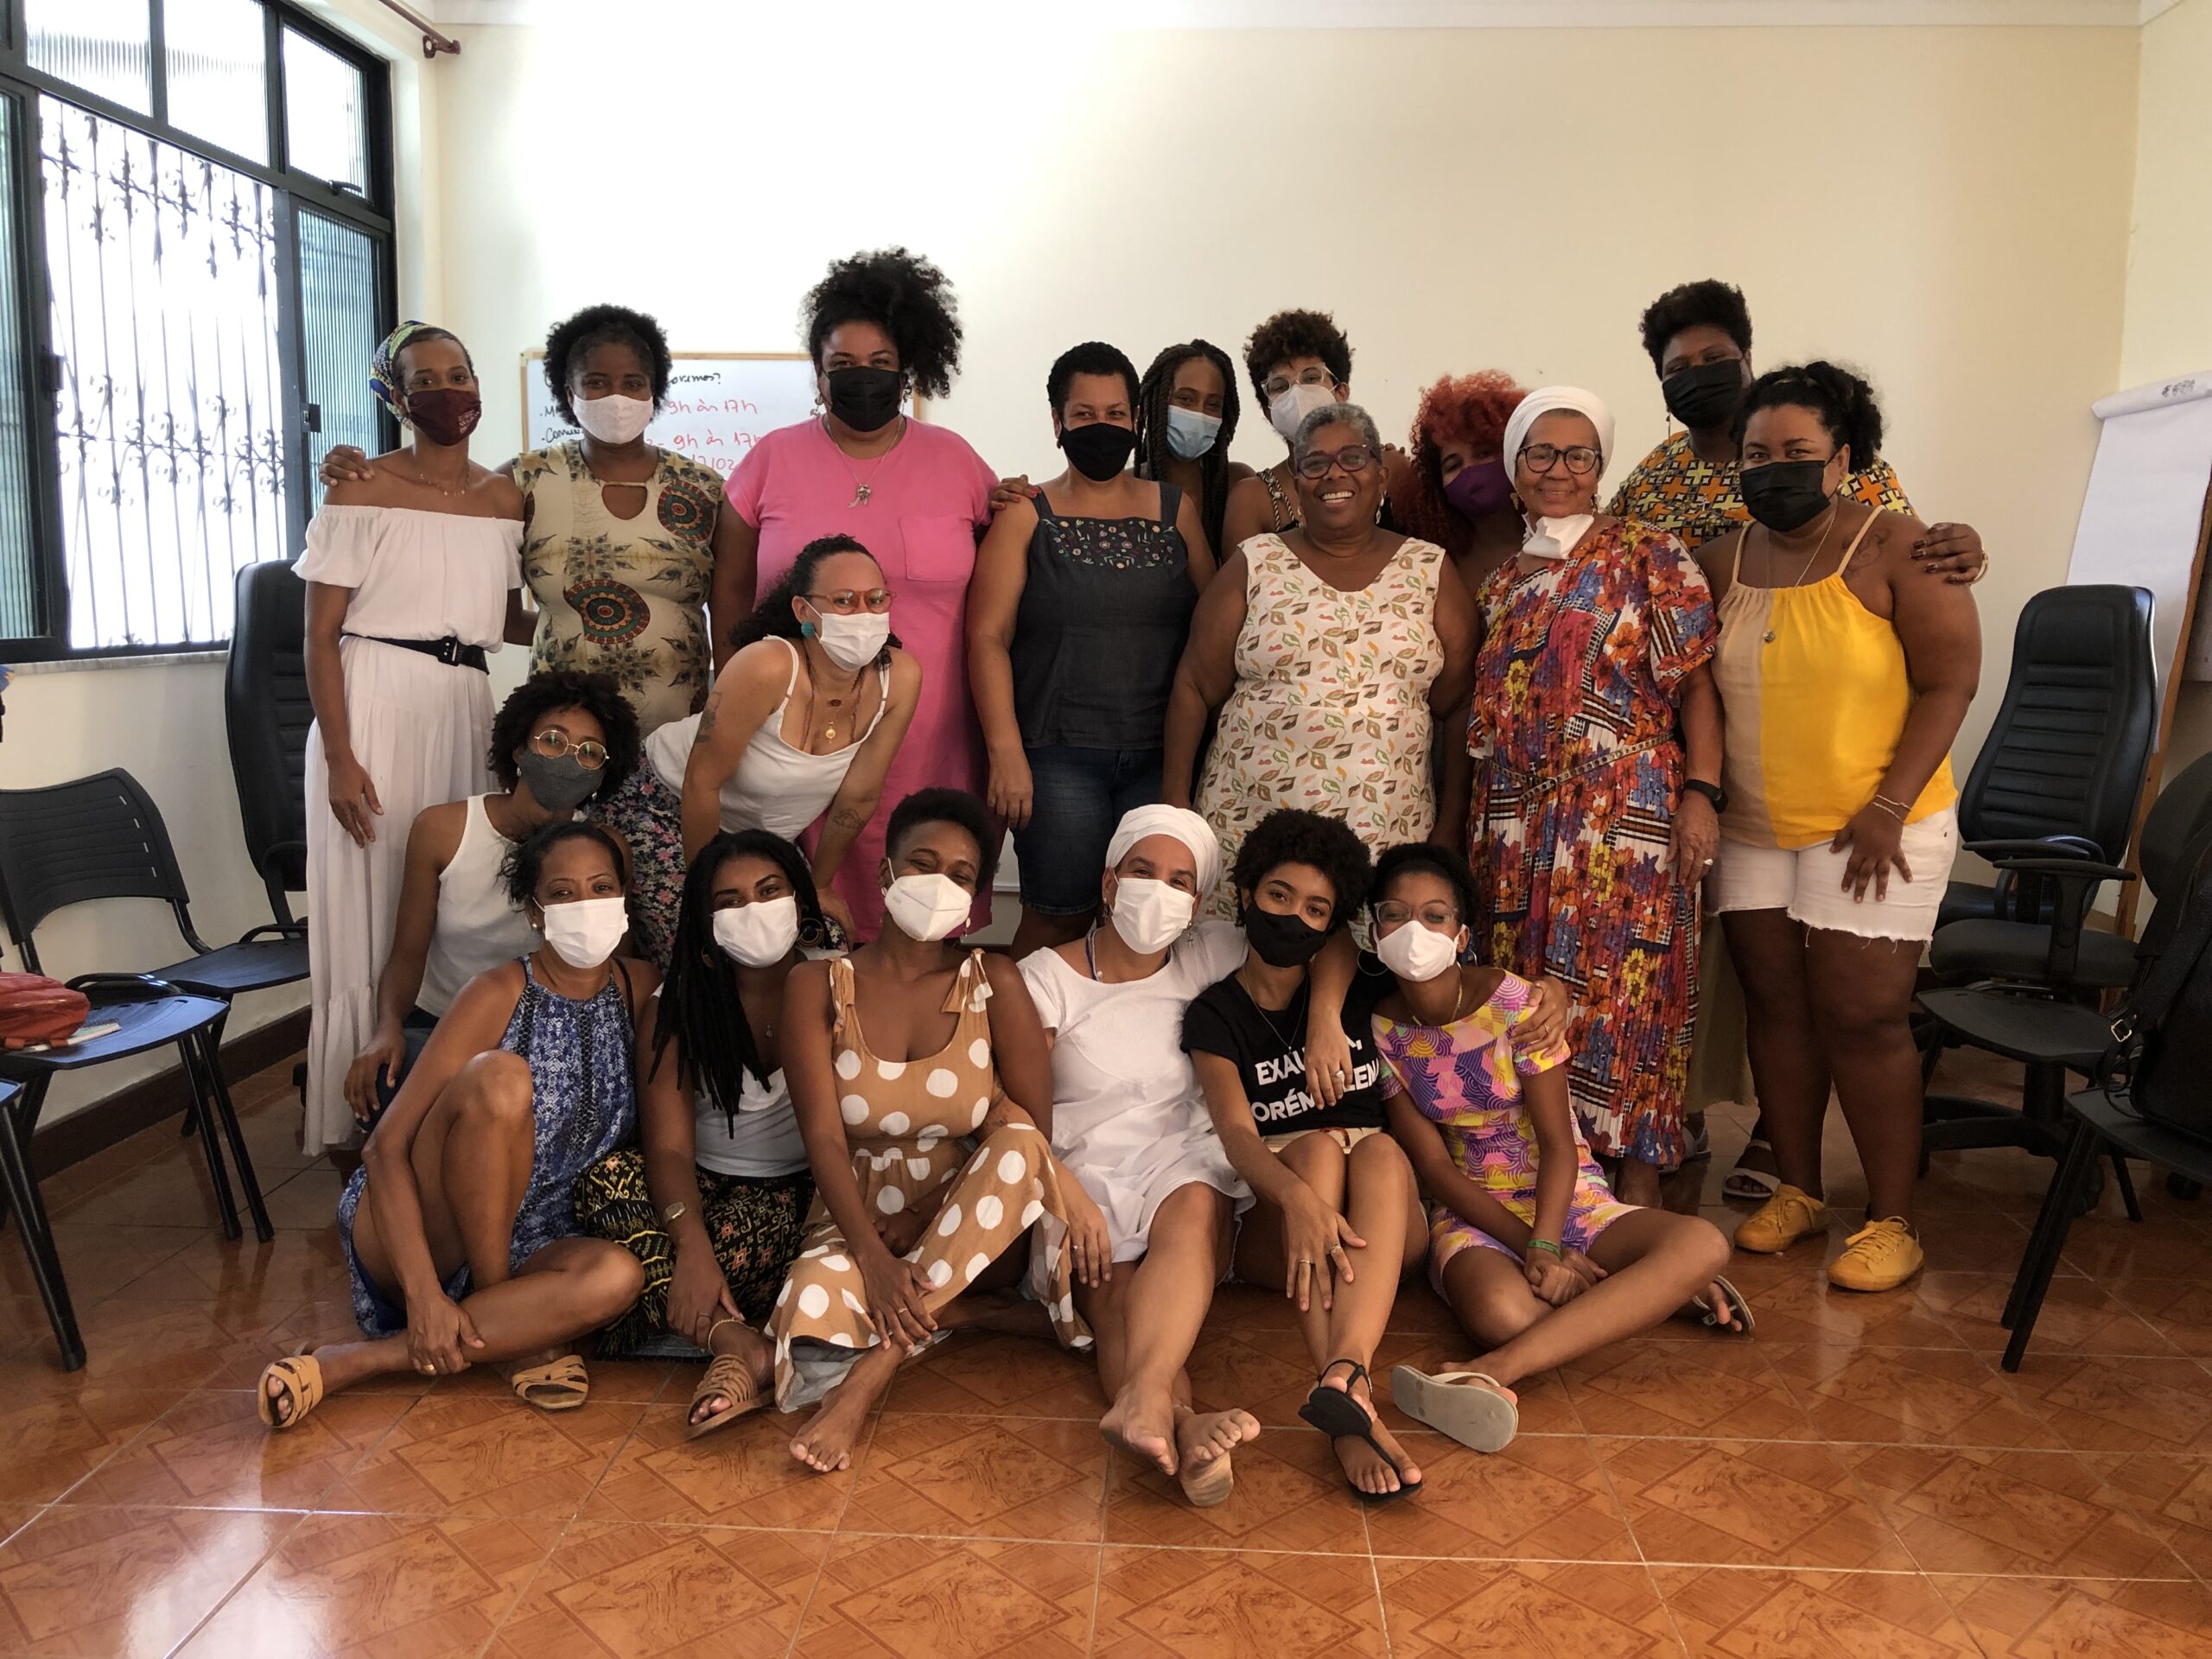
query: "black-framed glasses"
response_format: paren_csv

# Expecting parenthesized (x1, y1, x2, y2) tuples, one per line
(1294, 445, 1376, 481)
(531, 729, 609, 770)
(1262, 366, 1338, 401)
(1519, 442, 1601, 476)
(804, 588, 894, 614)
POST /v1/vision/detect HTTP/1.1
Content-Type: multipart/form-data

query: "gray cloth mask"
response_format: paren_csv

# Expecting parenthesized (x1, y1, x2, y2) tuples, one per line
(516, 750, 603, 813)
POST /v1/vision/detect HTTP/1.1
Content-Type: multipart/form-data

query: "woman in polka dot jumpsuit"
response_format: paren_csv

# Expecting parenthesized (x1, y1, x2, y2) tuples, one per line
(770, 796, 1098, 1471)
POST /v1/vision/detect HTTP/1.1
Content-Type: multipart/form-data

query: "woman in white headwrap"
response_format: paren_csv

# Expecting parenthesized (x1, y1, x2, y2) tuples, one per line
(1017, 803, 1357, 1508)
(1467, 387, 1723, 1208)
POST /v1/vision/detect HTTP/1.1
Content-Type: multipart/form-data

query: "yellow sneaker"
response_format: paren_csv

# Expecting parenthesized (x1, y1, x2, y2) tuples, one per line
(1733, 1184, 1831, 1254)
(1828, 1217, 1924, 1293)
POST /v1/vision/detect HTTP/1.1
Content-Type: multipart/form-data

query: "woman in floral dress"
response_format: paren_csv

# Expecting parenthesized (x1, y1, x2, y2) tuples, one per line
(1467, 388, 1723, 1207)
(1164, 403, 1477, 912)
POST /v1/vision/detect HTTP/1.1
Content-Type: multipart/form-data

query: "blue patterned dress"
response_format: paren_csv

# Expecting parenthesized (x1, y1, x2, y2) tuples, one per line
(337, 957, 639, 1336)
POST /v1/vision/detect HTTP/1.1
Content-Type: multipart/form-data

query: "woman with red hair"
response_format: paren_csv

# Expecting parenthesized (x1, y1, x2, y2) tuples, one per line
(1391, 372, 1530, 592)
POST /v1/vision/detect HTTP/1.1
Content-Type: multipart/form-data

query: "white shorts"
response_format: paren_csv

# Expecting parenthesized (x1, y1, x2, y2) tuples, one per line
(1708, 807, 1958, 944)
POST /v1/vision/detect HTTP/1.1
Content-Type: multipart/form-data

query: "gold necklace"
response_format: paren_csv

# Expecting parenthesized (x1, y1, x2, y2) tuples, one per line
(1758, 505, 1840, 643)
(823, 416, 902, 506)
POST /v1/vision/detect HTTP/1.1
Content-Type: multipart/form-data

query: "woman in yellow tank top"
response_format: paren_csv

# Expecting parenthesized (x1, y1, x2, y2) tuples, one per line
(1695, 364, 1980, 1294)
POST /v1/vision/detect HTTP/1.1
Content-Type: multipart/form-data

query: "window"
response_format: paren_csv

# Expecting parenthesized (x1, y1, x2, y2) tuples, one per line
(1, 0, 393, 659)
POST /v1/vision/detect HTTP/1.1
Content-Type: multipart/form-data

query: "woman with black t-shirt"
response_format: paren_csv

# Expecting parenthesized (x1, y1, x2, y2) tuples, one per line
(1183, 809, 1566, 1502)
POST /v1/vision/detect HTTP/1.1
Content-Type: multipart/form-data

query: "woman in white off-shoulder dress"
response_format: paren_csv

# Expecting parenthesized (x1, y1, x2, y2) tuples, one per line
(298, 321, 529, 1156)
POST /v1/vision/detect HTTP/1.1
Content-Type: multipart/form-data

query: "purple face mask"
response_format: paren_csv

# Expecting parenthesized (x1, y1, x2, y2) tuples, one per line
(1442, 457, 1512, 520)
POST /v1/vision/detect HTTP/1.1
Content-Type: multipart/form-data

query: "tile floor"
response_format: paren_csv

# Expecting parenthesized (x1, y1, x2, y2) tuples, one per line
(2, 1051, 2212, 1656)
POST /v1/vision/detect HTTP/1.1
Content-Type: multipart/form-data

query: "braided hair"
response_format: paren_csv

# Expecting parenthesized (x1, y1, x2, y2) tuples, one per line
(652, 830, 830, 1131)
(1135, 340, 1242, 556)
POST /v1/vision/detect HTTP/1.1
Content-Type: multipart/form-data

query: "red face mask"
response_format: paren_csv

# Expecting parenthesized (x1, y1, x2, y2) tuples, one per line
(404, 387, 481, 447)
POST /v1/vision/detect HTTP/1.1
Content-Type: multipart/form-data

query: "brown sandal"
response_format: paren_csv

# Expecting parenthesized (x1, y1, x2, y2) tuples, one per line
(508, 1352, 590, 1412)
(257, 1345, 325, 1433)
(688, 1353, 767, 1440)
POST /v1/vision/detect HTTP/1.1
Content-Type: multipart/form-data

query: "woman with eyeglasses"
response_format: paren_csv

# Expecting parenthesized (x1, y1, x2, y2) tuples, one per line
(1164, 403, 1476, 909)
(968, 341, 1216, 957)
(344, 671, 642, 1128)
(588, 535, 920, 962)
(1468, 388, 1722, 1209)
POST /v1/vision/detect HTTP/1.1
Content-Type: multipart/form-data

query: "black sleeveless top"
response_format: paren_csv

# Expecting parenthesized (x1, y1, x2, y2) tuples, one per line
(1010, 482, 1194, 751)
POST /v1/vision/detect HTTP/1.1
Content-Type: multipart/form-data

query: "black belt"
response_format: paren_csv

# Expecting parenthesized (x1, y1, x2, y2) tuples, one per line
(344, 632, 489, 671)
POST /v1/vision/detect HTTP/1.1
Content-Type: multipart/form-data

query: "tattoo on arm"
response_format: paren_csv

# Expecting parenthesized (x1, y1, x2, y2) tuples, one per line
(696, 690, 720, 740)
(829, 805, 868, 830)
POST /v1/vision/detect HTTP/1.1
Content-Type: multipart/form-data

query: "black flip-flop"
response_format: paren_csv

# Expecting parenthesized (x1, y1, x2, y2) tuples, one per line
(1298, 1360, 1422, 1504)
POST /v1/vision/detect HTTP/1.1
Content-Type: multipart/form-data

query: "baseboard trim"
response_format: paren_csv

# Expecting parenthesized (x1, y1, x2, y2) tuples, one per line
(29, 1008, 309, 1174)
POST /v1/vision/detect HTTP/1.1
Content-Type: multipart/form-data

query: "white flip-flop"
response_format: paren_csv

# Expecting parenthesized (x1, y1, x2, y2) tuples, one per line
(1389, 1366, 1519, 1452)
(1722, 1136, 1782, 1202)
(1691, 1274, 1757, 1338)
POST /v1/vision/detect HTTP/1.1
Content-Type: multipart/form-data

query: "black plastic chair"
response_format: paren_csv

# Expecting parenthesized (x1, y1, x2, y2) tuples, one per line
(0, 770, 280, 1370)
(226, 559, 312, 928)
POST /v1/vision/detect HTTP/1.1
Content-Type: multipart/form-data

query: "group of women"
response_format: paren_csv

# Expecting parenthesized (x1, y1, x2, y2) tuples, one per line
(270, 256, 1991, 1502)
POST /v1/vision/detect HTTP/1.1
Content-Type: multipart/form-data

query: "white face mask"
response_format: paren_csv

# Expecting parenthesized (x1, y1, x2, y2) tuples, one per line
(572, 392, 654, 445)
(1376, 919, 1460, 983)
(883, 872, 969, 942)
(713, 896, 798, 967)
(1268, 381, 1338, 442)
(1109, 876, 1194, 956)
(808, 607, 891, 672)
(1522, 514, 1595, 560)
(539, 894, 629, 969)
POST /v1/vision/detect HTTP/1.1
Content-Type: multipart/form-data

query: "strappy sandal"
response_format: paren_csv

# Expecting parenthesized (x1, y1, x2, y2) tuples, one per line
(1723, 1135, 1783, 1202)
(1692, 1274, 1757, 1338)
(508, 1352, 590, 1412)
(1389, 1365, 1520, 1453)
(1299, 1359, 1422, 1504)
(687, 1322, 769, 1440)
(257, 1344, 325, 1433)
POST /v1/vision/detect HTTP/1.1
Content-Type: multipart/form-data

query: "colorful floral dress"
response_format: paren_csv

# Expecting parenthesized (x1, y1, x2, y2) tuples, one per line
(1196, 533, 1446, 915)
(518, 441, 726, 735)
(1607, 429, 1913, 553)
(767, 951, 1090, 1407)
(1467, 520, 1717, 1168)
(1373, 971, 1636, 1292)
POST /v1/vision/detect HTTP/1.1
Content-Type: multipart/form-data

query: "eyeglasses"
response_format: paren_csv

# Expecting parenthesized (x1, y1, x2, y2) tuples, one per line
(531, 728, 609, 770)
(804, 588, 894, 614)
(1262, 366, 1338, 401)
(1373, 901, 1459, 929)
(1294, 445, 1376, 481)
(1519, 443, 1601, 476)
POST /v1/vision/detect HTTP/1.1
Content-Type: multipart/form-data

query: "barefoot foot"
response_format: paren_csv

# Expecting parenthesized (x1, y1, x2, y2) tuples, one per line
(1173, 1406, 1259, 1507)
(790, 1344, 898, 1473)
(1099, 1383, 1180, 1478)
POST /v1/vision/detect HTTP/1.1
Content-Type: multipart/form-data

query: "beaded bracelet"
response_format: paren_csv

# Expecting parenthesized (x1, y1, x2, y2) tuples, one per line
(1525, 1238, 1563, 1257)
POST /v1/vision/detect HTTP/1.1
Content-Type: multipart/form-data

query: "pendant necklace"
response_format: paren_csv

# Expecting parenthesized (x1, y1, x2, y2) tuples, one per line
(1760, 505, 1839, 644)
(824, 416, 900, 507)
(800, 643, 863, 748)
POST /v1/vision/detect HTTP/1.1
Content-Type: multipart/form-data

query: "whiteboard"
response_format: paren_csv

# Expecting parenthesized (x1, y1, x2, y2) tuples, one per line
(520, 352, 820, 481)
(2064, 371, 2212, 687)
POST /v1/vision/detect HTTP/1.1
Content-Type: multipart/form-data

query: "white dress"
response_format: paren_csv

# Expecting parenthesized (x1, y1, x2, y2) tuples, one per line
(299, 505, 521, 1154)
(1017, 920, 1254, 1262)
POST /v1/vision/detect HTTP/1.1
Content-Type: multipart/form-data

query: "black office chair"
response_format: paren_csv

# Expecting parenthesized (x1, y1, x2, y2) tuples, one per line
(1935, 585, 2158, 933)
(226, 559, 313, 928)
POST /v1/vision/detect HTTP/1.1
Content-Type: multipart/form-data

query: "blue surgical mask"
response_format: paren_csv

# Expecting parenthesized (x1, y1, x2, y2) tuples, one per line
(1164, 405, 1222, 461)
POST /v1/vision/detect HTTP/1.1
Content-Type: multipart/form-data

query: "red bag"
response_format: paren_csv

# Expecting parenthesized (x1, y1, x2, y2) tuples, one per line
(0, 972, 91, 1050)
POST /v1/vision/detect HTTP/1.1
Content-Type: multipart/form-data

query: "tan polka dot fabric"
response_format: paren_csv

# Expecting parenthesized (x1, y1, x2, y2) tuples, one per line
(769, 950, 1090, 1406)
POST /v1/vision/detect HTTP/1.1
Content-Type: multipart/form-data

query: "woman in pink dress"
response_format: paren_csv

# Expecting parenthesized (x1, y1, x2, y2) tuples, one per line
(723, 249, 998, 938)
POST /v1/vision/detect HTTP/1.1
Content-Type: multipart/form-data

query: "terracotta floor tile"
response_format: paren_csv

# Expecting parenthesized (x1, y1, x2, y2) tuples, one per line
(62, 1386, 406, 1510)
(1933, 1573, 2212, 1656)
(316, 1391, 644, 1518)
(879, 1331, 1099, 1418)
(2005, 1354, 2212, 1454)
(582, 1400, 858, 1531)
(1653, 1564, 1977, 1657)
(0, 1372, 181, 1504)
(1183, 1325, 1330, 1427)
(790, 1534, 1096, 1657)
(2056, 1216, 2212, 1280)
(1764, 1343, 2063, 1447)
(1362, 1430, 1638, 1562)
(1095, 1545, 1385, 1657)
(1377, 1556, 1679, 1658)
(1847, 1445, 2190, 1578)
(2099, 1276, 2212, 1357)
(841, 1411, 1106, 1541)
(1702, 1261, 1964, 1348)
(2093, 1452, 2212, 1578)
(1918, 1269, 2179, 1357)
(1103, 1424, 1368, 1554)
(261, 1166, 352, 1231)
(0, 1223, 204, 1308)
(0, 1503, 290, 1656)
(1560, 1339, 1820, 1440)
(113, 1226, 353, 1317)
(177, 1510, 560, 1656)
(484, 1520, 830, 1658)
(49, 1156, 243, 1234)
(1593, 1437, 1916, 1570)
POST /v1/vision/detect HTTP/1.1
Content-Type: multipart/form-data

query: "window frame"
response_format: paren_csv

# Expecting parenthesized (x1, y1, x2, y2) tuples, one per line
(2, 0, 396, 662)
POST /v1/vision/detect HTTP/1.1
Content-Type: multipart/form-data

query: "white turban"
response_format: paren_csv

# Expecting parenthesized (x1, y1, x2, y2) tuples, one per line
(1501, 386, 1615, 480)
(1105, 804, 1221, 896)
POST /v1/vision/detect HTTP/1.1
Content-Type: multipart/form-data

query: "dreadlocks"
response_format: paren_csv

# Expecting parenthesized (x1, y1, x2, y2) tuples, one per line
(1135, 340, 1241, 557)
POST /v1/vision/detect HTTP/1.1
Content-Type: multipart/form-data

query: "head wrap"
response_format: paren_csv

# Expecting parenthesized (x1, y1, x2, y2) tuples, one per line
(1104, 804, 1222, 897)
(1500, 385, 1614, 482)
(369, 320, 437, 424)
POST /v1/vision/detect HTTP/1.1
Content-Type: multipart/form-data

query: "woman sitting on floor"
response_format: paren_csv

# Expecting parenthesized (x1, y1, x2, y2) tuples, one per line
(571, 830, 831, 1438)
(770, 788, 1101, 1473)
(1366, 842, 1746, 1457)
(261, 822, 655, 1429)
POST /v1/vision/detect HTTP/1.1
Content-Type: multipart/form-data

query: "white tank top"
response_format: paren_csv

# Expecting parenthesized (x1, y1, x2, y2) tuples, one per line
(644, 638, 889, 840)
(416, 795, 545, 1017)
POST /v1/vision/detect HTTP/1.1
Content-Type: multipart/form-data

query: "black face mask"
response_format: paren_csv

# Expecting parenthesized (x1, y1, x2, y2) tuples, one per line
(824, 365, 903, 434)
(1058, 421, 1136, 482)
(1662, 360, 1745, 430)
(1739, 459, 1836, 533)
(515, 750, 604, 813)
(1243, 905, 1331, 969)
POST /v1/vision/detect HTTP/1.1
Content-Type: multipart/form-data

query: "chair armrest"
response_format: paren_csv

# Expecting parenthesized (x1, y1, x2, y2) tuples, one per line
(238, 921, 306, 944)
(64, 972, 188, 1001)
(1964, 837, 2101, 863)
(1987, 858, 2135, 885)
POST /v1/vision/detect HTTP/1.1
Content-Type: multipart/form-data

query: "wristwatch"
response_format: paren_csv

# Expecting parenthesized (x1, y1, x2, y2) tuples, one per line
(1682, 779, 1727, 813)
